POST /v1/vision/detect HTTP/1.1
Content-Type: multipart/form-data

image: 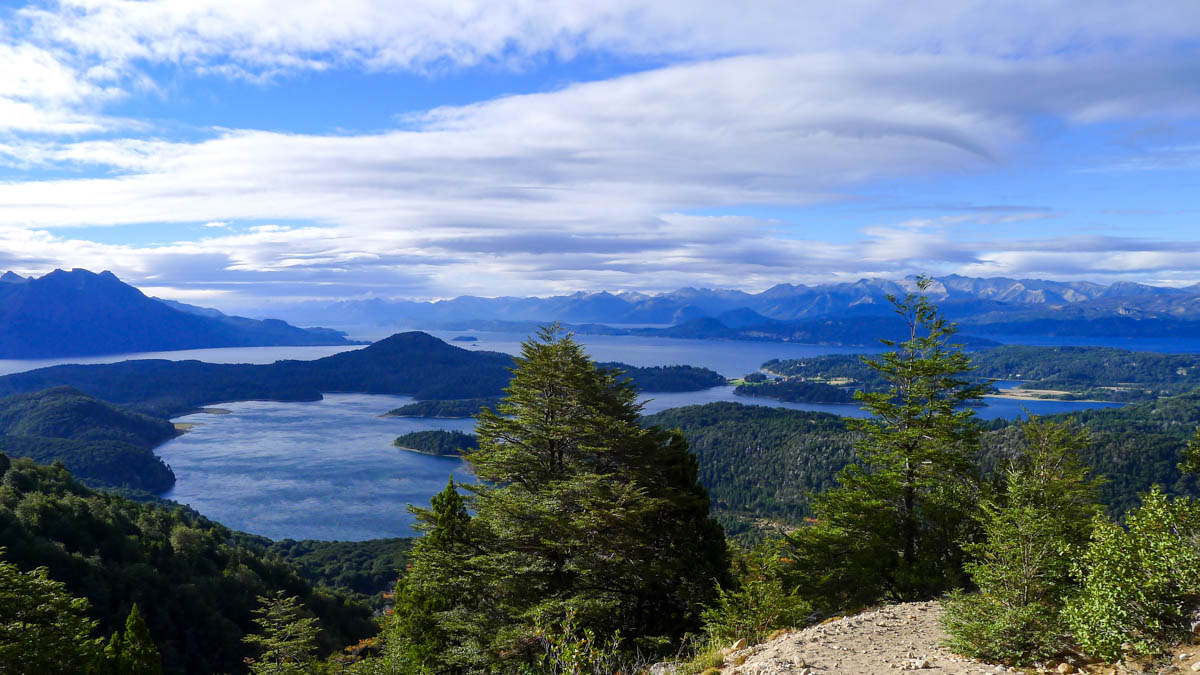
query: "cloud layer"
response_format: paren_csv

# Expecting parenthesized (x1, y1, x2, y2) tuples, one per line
(1, 1, 1199, 307)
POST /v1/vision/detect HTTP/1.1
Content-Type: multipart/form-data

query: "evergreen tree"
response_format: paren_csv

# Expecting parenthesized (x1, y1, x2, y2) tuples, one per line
(941, 418, 1101, 664)
(243, 592, 322, 674)
(0, 548, 103, 674)
(101, 604, 163, 675)
(788, 277, 988, 609)
(387, 478, 480, 672)
(392, 326, 729, 670)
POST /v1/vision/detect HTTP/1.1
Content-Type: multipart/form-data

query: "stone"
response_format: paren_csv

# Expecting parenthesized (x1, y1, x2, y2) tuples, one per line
(1190, 662, 1200, 672)
(730, 638, 747, 651)
(1057, 664, 1077, 674)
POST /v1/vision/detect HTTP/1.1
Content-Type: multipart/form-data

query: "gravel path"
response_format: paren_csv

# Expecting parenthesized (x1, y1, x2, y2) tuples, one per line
(719, 601, 1027, 675)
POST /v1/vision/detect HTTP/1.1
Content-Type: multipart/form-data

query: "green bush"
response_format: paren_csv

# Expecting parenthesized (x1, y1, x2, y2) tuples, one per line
(940, 418, 1100, 665)
(1064, 487, 1200, 661)
(701, 542, 809, 645)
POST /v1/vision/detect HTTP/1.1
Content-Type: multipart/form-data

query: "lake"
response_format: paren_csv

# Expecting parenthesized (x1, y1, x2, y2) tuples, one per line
(159, 394, 475, 541)
(6, 332, 1130, 541)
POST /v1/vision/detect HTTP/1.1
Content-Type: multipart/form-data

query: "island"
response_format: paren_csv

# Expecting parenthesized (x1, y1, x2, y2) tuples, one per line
(451, 335, 479, 342)
(393, 430, 478, 456)
(385, 398, 499, 418)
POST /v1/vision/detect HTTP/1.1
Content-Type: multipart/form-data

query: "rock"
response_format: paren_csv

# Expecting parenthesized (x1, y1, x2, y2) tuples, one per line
(730, 638, 747, 651)
(1057, 664, 1076, 674)
(1190, 662, 1200, 672)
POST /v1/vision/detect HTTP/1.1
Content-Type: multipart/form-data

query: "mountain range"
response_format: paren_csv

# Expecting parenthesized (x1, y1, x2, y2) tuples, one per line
(265, 274, 1200, 330)
(0, 268, 360, 358)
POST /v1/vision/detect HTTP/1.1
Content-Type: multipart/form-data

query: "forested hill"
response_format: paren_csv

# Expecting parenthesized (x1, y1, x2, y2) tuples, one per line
(764, 345, 1200, 403)
(648, 394, 1200, 539)
(0, 456, 376, 674)
(0, 387, 176, 491)
(0, 268, 358, 358)
(0, 332, 517, 417)
(0, 334, 729, 419)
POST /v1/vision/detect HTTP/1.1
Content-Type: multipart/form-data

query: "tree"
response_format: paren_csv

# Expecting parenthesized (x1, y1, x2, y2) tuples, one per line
(941, 417, 1102, 664)
(392, 326, 729, 670)
(386, 478, 480, 672)
(788, 277, 988, 609)
(102, 604, 163, 675)
(1064, 488, 1200, 661)
(243, 592, 322, 674)
(0, 548, 103, 674)
(1178, 427, 1200, 476)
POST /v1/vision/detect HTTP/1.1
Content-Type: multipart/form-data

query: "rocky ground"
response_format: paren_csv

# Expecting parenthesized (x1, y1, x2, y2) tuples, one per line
(717, 601, 1199, 675)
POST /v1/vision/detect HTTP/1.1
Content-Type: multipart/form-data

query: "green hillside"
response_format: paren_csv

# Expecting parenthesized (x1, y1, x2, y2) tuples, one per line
(0, 388, 176, 492)
(0, 455, 375, 674)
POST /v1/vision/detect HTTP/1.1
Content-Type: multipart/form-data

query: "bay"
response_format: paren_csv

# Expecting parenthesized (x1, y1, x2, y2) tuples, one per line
(158, 394, 474, 541)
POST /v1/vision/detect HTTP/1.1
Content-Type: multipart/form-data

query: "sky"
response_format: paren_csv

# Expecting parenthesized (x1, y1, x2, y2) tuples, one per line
(1, 1, 1199, 312)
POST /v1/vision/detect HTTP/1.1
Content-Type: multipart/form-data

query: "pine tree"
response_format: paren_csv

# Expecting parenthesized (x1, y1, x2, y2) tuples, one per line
(392, 325, 729, 670)
(242, 592, 321, 674)
(101, 604, 163, 675)
(788, 277, 988, 609)
(941, 418, 1102, 664)
(387, 478, 480, 672)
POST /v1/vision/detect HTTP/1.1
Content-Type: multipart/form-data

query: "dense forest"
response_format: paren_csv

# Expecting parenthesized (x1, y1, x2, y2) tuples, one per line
(0, 332, 517, 418)
(763, 345, 1200, 403)
(733, 378, 855, 403)
(596, 362, 728, 391)
(0, 388, 176, 492)
(393, 429, 479, 456)
(0, 456, 375, 674)
(385, 397, 498, 418)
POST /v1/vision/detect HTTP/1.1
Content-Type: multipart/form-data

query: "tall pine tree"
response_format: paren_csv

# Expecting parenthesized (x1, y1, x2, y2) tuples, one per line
(391, 325, 729, 670)
(788, 277, 988, 609)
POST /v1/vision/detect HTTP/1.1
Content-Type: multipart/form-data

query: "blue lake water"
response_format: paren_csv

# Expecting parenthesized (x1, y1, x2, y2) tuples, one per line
(158, 394, 475, 541)
(0, 332, 1136, 541)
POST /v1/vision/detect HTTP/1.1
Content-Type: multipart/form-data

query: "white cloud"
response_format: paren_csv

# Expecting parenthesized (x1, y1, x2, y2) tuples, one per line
(0, 1, 1199, 302)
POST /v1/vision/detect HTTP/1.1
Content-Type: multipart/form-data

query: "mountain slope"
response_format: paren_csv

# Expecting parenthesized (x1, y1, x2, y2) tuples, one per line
(0, 387, 176, 491)
(0, 268, 358, 358)
(268, 273, 1200, 329)
(0, 332, 517, 417)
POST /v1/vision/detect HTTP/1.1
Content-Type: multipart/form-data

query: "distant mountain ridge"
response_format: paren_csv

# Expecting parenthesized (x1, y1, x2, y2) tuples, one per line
(266, 274, 1200, 329)
(0, 268, 361, 358)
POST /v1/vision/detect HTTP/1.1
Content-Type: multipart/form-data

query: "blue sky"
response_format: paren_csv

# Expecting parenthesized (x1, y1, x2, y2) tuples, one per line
(1, 1, 1199, 311)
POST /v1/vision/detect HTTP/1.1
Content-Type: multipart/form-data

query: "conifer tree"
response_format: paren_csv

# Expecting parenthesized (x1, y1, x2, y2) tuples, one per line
(387, 478, 480, 672)
(392, 326, 728, 670)
(243, 592, 321, 674)
(941, 418, 1101, 664)
(788, 277, 988, 609)
(101, 604, 163, 675)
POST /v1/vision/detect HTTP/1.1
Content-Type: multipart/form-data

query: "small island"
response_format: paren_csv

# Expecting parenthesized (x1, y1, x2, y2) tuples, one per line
(451, 335, 479, 342)
(385, 398, 499, 418)
(394, 430, 479, 456)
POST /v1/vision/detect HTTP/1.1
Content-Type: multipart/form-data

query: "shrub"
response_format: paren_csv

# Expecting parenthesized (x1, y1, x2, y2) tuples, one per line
(702, 542, 809, 646)
(1064, 487, 1200, 661)
(941, 418, 1100, 665)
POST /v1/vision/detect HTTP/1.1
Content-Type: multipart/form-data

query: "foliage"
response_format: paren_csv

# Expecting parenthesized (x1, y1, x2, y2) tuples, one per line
(386, 398, 499, 418)
(102, 603, 164, 675)
(643, 403, 857, 539)
(733, 378, 855, 404)
(393, 430, 478, 456)
(595, 362, 728, 392)
(0, 546, 103, 674)
(1064, 487, 1200, 661)
(701, 541, 810, 646)
(386, 479, 478, 672)
(0, 454, 374, 674)
(524, 610, 641, 675)
(390, 326, 729, 671)
(1179, 428, 1200, 476)
(265, 538, 412, 610)
(0, 387, 175, 492)
(941, 418, 1101, 664)
(243, 592, 322, 674)
(788, 278, 987, 610)
(0, 332, 516, 418)
(767, 345, 1200, 403)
